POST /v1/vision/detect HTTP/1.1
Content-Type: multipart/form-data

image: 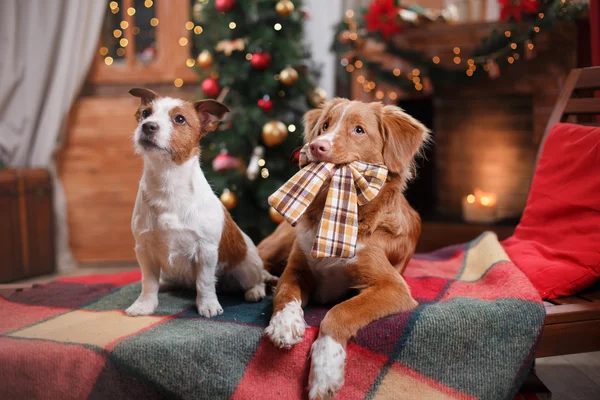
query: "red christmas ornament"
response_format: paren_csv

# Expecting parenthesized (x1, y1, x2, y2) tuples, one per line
(250, 52, 272, 70)
(212, 150, 240, 172)
(363, 0, 402, 40)
(215, 0, 235, 13)
(201, 78, 221, 98)
(258, 96, 273, 113)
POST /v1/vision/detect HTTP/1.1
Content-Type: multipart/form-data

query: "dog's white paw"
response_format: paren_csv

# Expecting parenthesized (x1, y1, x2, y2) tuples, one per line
(197, 298, 223, 318)
(308, 336, 346, 400)
(245, 283, 266, 302)
(125, 297, 158, 316)
(265, 300, 306, 349)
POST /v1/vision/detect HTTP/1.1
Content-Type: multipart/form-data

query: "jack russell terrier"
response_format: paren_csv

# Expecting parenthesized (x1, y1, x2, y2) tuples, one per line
(126, 88, 274, 318)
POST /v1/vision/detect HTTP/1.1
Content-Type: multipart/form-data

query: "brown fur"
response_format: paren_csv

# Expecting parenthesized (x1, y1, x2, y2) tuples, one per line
(257, 222, 296, 275)
(168, 103, 203, 164)
(130, 88, 229, 166)
(262, 99, 429, 360)
(218, 206, 249, 270)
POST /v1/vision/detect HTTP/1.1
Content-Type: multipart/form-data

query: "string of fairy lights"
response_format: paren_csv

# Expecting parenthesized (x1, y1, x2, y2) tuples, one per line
(335, 0, 587, 97)
(99, 0, 292, 90)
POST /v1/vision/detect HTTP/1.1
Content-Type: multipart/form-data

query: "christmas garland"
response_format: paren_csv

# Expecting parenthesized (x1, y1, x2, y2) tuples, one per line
(332, 0, 589, 93)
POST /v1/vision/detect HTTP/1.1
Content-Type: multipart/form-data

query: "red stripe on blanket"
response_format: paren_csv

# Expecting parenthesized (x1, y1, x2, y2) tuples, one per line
(336, 344, 387, 400)
(232, 328, 318, 400)
(406, 276, 450, 302)
(58, 271, 141, 286)
(233, 329, 386, 400)
(0, 337, 106, 400)
(442, 262, 540, 302)
(405, 254, 464, 280)
(0, 297, 68, 334)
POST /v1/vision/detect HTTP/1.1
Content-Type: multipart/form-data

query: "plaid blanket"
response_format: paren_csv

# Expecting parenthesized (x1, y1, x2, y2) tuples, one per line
(0, 233, 545, 400)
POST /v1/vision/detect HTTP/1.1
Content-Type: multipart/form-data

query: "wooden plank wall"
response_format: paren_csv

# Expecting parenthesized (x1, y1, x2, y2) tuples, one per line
(58, 96, 141, 263)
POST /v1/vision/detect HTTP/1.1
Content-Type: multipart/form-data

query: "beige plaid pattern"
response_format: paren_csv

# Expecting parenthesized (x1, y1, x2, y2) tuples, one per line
(268, 145, 388, 258)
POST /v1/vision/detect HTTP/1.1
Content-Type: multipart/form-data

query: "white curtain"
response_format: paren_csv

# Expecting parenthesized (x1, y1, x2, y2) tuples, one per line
(305, 0, 342, 99)
(0, 0, 106, 271)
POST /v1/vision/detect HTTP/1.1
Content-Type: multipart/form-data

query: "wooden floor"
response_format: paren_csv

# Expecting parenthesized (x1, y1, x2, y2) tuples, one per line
(8, 265, 600, 399)
(536, 353, 600, 400)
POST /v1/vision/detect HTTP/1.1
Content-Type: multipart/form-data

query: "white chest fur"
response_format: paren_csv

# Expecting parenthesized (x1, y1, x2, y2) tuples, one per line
(132, 156, 225, 286)
(296, 220, 356, 304)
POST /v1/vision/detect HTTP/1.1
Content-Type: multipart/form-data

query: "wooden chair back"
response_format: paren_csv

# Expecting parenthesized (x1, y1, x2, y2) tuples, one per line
(537, 67, 600, 165)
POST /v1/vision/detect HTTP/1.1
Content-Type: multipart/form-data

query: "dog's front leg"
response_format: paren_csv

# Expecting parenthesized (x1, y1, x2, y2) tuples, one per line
(308, 246, 418, 400)
(126, 245, 160, 316)
(196, 245, 223, 318)
(265, 241, 314, 349)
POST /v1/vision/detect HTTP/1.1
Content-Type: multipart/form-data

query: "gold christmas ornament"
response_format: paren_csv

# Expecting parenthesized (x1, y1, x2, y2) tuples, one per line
(279, 67, 298, 86)
(308, 87, 327, 107)
(269, 207, 285, 224)
(196, 50, 214, 68)
(275, 0, 295, 16)
(262, 120, 288, 147)
(220, 189, 238, 209)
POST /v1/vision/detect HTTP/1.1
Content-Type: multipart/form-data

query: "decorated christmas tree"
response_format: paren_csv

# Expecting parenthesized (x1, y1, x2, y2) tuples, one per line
(190, 0, 324, 241)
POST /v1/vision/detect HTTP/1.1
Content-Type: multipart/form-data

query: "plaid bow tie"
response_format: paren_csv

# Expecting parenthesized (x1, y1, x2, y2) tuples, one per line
(268, 145, 388, 258)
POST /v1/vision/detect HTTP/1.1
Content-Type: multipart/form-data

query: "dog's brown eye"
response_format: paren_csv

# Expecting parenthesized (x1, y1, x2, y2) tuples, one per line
(174, 115, 186, 125)
(322, 122, 329, 131)
(354, 126, 365, 135)
(141, 109, 150, 119)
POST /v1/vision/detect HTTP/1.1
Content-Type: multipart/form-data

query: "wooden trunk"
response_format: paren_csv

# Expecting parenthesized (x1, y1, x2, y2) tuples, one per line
(0, 169, 55, 282)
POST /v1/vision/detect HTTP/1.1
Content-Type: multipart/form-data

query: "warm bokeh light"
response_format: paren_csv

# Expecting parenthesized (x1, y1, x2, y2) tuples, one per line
(174, 78, 183, 87)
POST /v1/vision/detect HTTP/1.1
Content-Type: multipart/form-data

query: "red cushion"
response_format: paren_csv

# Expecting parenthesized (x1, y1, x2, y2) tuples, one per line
(502, 123, 600, 299)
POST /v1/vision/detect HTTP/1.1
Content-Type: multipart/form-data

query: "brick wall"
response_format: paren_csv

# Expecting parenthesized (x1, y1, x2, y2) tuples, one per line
(435, 95, 535, 218)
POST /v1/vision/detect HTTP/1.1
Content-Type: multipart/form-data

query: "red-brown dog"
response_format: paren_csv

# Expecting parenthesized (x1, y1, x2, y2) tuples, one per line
(259, 98, 429, 399)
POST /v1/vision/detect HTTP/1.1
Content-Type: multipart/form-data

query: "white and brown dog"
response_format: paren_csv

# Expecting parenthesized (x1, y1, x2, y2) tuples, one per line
(259, 99, 429, 399)
(126, 88, 273, 318)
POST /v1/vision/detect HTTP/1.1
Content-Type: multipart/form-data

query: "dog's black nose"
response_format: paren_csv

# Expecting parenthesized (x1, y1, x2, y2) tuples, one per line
(142, 122, 159, 135)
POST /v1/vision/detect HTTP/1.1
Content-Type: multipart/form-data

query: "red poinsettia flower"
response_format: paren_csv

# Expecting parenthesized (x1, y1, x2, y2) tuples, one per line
(499, 0, 540, 22)
(521, 0, 540, 14)
(364, 0, 402, 40)
(499, 0, 523, 21)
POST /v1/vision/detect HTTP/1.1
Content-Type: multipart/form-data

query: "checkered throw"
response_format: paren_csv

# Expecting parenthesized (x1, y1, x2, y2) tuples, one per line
(0, 233, 546, 399)
(268, 144, 388, 258)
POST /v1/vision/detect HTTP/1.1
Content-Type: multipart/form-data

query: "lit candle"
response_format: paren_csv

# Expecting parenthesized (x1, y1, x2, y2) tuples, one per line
(462, 188, 498, 223)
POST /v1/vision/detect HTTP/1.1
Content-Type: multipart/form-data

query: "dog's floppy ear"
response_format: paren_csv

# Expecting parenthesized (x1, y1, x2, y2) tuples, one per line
(129, 88, 158, 105)
(303, 108, 322, 143)
(381, 105, 430, 179)
(194, 100, 230, 133)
